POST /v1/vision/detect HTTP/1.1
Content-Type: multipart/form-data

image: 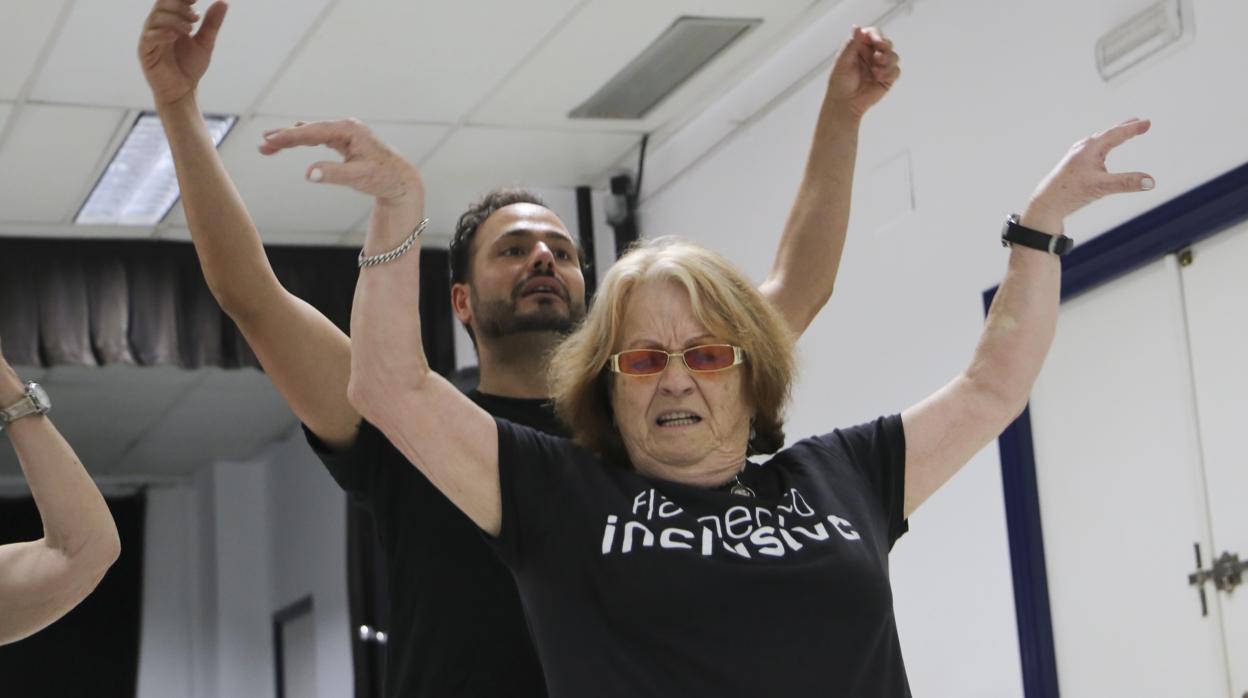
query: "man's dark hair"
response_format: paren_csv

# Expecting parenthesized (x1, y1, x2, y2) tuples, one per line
(449, 188, 548, 286)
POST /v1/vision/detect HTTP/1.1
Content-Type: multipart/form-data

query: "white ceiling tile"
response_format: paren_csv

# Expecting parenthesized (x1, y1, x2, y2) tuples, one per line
(257, 0, 582, 122)
(31, 365, 203, 475)
(422, 126, 640, 190)
(0, 1, 66, 100)
(121, 368, 296, 477)
(0, 104, 125, 224)
(0, 221, 157, 240)
(414, 127, 637, 234)
(165, 117, 448, 240)
(30, 0, 334, 113)
(472, 0, 819, 131)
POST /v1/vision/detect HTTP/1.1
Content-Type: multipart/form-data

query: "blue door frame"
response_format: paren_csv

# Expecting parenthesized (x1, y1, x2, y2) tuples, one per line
(985, 160, 1248, 698)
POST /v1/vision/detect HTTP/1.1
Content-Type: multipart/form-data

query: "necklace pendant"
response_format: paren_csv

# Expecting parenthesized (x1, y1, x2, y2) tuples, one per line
(729, 481, 755, 498)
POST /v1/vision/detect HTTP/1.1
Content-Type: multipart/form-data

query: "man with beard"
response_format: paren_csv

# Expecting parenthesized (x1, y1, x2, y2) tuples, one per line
(138, 0, 899, 695)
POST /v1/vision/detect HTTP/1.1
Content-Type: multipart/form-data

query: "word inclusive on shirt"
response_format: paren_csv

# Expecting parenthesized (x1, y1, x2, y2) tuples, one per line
(601, 487, 861, 559)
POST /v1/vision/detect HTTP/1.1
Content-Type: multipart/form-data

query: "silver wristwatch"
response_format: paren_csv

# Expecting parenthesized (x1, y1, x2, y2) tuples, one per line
(0, 382, 51, 431)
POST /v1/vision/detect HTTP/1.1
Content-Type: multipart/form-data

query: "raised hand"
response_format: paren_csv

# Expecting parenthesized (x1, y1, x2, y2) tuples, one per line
(826, 26, 901, 118)
(258, 119, 425, 207)
(138, 0, 227, 107)
(1027, 118, 1154, 228)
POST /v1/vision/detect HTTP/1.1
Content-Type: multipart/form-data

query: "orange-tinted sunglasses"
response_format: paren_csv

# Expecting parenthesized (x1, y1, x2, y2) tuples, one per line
(608, 344, 746, 376)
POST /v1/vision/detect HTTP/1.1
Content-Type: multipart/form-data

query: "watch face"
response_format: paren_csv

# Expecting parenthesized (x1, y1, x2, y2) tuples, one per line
(27, 383, 50, 413)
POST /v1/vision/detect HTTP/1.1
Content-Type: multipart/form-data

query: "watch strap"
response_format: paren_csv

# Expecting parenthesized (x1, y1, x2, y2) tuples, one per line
(0, 395, 38, 425)
(0, 383, 50, 428)
(1002, 214, 1074, 256)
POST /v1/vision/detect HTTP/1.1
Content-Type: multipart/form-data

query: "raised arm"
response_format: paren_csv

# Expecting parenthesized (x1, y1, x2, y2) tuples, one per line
(899, 119, 1154, 516)
(138, 0, 358, 448)
(760, 27, 900, 336)
(261, 120, 504, 534)
(0, 344, 120, 645)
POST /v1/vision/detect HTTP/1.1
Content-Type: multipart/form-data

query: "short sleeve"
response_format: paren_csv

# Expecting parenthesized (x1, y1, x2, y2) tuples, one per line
(820, 414, 908, 546)
(302, 420, 397, 516)
(488, 418, 581, 570)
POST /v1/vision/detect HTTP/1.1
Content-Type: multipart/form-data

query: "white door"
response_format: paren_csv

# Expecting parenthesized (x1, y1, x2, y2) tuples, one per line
(1027, 254, 1231, 697)
(1181, 220, 1248, 698)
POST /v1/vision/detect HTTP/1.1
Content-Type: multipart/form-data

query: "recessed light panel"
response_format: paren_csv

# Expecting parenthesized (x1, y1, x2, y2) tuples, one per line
(76, 112, 236, 226)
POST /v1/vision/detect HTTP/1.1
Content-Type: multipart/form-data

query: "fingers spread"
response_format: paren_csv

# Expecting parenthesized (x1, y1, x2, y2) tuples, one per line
(140, 28, 181, 49)
(306, 160, 370, 188)
(146, 10, 195, 35)
(1093, 118, 1151, 154)
(1101, 171, 1155, 194)
(156, 0, 199, 22)
(195, 1, 227, 49)
(261, 120, 359, 154)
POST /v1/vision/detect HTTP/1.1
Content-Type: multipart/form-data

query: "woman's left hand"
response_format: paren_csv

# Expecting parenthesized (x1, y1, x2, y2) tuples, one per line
(1026, 118, 1154, 228)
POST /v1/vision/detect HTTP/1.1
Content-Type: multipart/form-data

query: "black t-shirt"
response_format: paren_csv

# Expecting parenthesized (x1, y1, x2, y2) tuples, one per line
(488, 414, 911, 698)
(304, 390, 564, 698)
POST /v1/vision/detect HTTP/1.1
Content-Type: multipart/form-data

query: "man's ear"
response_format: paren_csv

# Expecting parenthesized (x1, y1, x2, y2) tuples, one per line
(451, 283, 473, 325)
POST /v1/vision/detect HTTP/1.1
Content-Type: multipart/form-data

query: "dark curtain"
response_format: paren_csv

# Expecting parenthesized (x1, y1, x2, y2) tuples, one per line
(0, 237, 440, 369)
(0, 238, 456, 697)
(0, 493, 146, 697)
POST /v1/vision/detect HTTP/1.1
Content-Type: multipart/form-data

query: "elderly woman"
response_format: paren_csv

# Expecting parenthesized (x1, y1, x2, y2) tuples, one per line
(0, 339, 120, 645)
(341, 118, 1152, 696)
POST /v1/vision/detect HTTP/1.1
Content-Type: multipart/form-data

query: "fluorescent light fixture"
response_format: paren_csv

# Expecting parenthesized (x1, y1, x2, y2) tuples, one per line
(76, 112, 236, 226)
(1096, 0, 1188, 81)
(570, 16, 761, 120)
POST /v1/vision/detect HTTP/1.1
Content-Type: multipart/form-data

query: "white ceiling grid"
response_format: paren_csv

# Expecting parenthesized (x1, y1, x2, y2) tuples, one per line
(0, 1, 65, 100)
(0, 0, 849, 478)
(30, 0, 337, 113)
(473, 0, 812, 131)
(0, 103, 126, 224)
(258, 0, 586, 122)
(0, 0, 833, 245)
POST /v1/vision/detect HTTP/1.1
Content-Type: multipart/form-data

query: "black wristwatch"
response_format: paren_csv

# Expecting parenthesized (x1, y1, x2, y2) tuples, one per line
(1001, 213, 1073, 256)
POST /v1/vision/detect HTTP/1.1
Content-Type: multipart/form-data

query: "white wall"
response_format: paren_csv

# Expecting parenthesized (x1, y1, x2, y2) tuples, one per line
(136, 427, 350, 698)
(638, 0, 1248, 695)
(266, 428, 352, 698)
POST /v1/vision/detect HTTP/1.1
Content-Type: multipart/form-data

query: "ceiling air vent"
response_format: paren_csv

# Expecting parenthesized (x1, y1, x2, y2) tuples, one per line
(569, 16, 761, 120)
(1096, 0, 1190, 81)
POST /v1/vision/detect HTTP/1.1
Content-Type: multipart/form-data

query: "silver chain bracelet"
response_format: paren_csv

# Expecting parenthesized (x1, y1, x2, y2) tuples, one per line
(358, 218, 429, 268)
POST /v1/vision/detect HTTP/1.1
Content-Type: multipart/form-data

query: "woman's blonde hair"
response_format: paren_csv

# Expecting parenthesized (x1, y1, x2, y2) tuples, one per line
(549, 237, 796, 464)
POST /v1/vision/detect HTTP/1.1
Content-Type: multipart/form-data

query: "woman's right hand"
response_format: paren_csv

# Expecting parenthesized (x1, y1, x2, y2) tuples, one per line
(138, 0, 227, 108)
(1024, 118, 1155, 231)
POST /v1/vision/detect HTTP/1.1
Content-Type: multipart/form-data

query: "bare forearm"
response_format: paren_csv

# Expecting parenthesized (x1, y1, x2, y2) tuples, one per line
(763, 103, 862, 334)
(966, 208, 1064, 414)
(157, 96, 280, 317)
(347, 199, 435, 419)
(0, 372, 119, 567)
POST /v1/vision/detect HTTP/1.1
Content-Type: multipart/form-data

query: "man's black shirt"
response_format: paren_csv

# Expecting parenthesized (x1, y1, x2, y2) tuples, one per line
(304, 390, 563, 698)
